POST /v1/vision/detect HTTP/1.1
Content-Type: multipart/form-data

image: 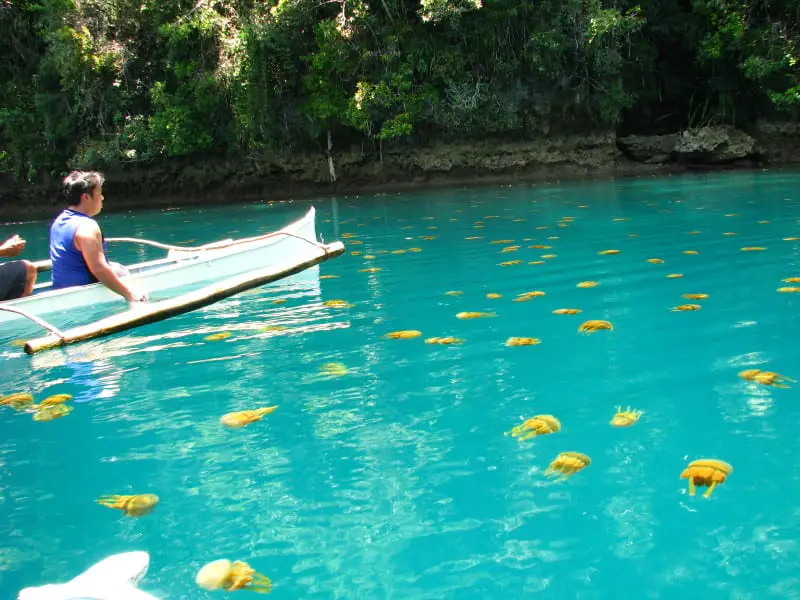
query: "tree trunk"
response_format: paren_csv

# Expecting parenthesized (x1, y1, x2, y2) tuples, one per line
(326, 129, 337, 182)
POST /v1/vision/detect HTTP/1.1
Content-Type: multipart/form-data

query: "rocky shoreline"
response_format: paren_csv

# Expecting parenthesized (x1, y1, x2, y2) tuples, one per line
(1, 122, 798, 222)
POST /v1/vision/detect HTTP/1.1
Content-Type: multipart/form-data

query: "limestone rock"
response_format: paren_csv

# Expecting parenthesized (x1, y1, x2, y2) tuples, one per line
(617, 134, 678, 164)
(673, 125, 755, 163)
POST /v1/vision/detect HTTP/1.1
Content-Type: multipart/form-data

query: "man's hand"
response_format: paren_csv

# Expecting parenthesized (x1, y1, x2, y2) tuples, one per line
(0, 234, 26, 258)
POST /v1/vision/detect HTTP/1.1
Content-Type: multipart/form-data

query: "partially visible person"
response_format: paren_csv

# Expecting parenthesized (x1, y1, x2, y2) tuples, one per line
(49, 170, 147, 304)
(0, 233, 37, 301)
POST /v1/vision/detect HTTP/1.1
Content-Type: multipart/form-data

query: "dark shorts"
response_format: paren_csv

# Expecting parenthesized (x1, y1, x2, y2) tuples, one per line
(0, 260, 28, 301)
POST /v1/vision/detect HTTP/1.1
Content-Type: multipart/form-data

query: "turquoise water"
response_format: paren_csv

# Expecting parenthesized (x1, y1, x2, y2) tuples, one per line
(1, 170, 800, 599)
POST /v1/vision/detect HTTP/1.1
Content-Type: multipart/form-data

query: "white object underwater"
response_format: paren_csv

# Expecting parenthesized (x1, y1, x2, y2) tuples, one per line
(17, 551, 158, 600)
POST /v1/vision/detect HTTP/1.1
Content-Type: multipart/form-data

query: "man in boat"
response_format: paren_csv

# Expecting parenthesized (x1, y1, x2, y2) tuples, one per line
(0, 234, 37, 300)
(50, 170, 147, 303)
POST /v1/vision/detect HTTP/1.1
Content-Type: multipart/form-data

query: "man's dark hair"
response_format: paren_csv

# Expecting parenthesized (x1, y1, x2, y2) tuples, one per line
(62, 171, 105, 206)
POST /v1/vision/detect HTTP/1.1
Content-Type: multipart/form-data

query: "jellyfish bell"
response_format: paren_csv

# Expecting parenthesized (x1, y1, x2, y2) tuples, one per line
(195, 559, 271, 593)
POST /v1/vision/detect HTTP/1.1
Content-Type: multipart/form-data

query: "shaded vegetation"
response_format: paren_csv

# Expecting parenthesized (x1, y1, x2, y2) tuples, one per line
(1, 0, 798, 181)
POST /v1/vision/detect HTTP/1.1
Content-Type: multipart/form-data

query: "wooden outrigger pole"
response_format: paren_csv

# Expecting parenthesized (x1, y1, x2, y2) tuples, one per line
(23, 240, 345, 355)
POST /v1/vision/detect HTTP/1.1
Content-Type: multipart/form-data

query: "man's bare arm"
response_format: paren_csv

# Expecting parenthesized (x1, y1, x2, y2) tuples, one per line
(0, 234, 26, 258)
(74, 222, 144, 302)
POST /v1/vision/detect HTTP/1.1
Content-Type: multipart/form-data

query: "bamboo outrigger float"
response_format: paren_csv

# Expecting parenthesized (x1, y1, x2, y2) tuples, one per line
(0, 206, 345, 355)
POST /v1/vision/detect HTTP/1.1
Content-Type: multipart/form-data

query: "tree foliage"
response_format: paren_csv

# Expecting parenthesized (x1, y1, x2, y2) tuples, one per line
(0, 0, 798, 179)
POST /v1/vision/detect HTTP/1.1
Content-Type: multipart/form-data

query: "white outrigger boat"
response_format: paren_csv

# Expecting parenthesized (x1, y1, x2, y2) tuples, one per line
(0, 206, 345, 354)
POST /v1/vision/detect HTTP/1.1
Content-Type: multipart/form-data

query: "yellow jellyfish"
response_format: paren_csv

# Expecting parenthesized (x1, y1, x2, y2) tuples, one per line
(513, 291, 545, 302)
(97, 493, 160, 517)
(528, 261, 546, 265)
(541, 254, 557, 259)
(578, 320, 613, 334)
(528, 245, 551, 249)
(598, 249, 620, 255)
(722, 232, 738, 236)
(486, 293, 502, 299)
(681, 293, 709, 300)
(490, 239, 515, 244)
(363, 255, 376, 260)
(577, 281, 599, 288)
(445, 291, 463, 296)
(196, 559, 272, 593)
(683, 250, 699, 255)
(319, 275, 339, 280)
(465, 236, 483, 241)
(271, 299, 287, 305)
(553, 308, 582, 315)
(612, 217, 628, 222)
(672, 304, 701, 311)
(782, 277, 800, 283)
(407, 247, 423, 252)
(545, 452, 591, 478)
(205, 332, 232, 341)
(425, 336, 464, 345)
(680, 459, 732, 498)
(500, 246, 520, 253)
(738, 369, 795, 388)
(385, 330, 422, 339)
(666, 273, 684, 279)
(391, 249, 406, 255)
(0, 393, 35, 410)
(499, 260, 522, 266)
(610, 406, 642, 427)
(220, 406, 279, 428)
(323, 299, 353, 308)
(505, 337, 541, 347)
(456, 312, 495, 320)
(32, 404, 73, 421)
(777, 287, 800, 293)
(506, 414, 561, 441)
(740, 247, 766, 251)
(647, 258, 664, 264)
(319, 362, 348, 377)
(687, 230, 702, 235)
(784, 237, 800, 241)
(259, 325, 288, 333)
(349, 251, 361, 256)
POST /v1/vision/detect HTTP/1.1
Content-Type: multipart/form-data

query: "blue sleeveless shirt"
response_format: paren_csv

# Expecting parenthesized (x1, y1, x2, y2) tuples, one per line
(49, 208, 107, 289)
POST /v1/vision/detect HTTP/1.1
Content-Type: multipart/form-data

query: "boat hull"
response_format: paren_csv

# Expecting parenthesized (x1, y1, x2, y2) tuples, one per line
(0, 207, 320, 327)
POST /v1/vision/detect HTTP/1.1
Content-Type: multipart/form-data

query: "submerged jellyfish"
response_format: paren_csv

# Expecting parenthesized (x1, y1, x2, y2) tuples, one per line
(220, 406, 279, 428)
(499, 260, 522, 266)
(319, 362, 348, 377)
(576, 281, 598, 288)
(545, 452, 591, 478)
(598, 249, 620, 255)
(738, 369, 795, 388)
(323, 300, 353, 308)
(205, 332, 232, 342)
(456, 312, 495, 320)
(578, 320, 613, 334)
(672, 304, 701, 311)
(553, 308, 582, 315)
(505, 337, 541, 347)
(680, 459, 732, 498)
(32, 404, 73, 422)
(777, 286, 800, 293)
(666, 273, 683, 279)
(610, 406, 642, 427)
(35, 393, 73, 409)
(384, 330, 422, 339)
(0, 393, 34, 411)
(506, 414, 561, 442)
(647, 258, 664, 264)
(195, 559, 272, 593)
(486, 293, 502, 299)
(97, 493, 160, 517)
(425, 337, 464, 345)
